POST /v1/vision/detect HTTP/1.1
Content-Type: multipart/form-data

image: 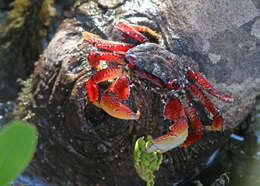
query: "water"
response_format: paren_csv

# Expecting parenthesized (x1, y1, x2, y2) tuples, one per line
(227, 98, 260, 186)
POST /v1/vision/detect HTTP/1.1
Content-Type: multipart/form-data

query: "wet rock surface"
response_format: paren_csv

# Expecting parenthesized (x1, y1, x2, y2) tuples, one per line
(30, 0, 260, 185)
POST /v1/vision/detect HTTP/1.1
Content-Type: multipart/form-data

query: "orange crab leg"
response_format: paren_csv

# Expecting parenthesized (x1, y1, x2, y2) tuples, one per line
(100, 90, 140, 120)
(188, 69, 234, 103)
(181, 95, 203, 147)
(182, 95, 202, 131)
(116, 21, 148, 43)
(131, 25, 160, 41)
(82, 31, 134, 52)
(188, 83, 223, 131)
(146, 118, 188, 153)
(88, 51, 126, 68)
(86, 77, 99, 102)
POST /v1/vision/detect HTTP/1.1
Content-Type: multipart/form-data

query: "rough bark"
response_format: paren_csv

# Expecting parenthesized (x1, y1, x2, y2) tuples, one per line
(30, 0, 260, 185)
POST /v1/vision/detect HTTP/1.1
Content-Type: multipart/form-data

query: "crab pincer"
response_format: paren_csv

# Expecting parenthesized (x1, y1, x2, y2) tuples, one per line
(100, 75, 140, 120)
(86, 68, 140, 120)
(146, 98, 189, 153)
(100, 91, 140, 120)
(86, 67, 124, 102)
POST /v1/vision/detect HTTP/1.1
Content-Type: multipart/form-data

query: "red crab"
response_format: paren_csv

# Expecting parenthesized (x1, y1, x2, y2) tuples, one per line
(82, 21, 234, 153)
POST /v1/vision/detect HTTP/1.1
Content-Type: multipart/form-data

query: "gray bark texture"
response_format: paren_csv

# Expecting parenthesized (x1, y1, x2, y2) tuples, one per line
(30, 0, 260, 185)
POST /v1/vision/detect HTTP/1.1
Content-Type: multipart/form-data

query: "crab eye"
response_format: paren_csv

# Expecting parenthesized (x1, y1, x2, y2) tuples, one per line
(170, 80, 183, 91)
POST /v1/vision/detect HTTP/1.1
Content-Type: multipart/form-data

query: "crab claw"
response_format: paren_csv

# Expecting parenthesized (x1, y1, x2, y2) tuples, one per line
(86, 67, 124, 103)
(109, 76, 130, 100)
(146, 118, 188, 153)
(147, 97, 188, 153)
(100, 75, 138, 120)
(100, 91, 140, 120)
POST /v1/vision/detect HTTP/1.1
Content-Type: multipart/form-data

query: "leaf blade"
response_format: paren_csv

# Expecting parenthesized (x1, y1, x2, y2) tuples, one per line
(0, 121, 37, 186)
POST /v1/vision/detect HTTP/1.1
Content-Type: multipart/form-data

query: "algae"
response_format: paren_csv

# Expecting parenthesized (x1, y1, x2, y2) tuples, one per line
(12, 77, 35, 121)
(0, 0, 56, 76)
(134, 136, 163, 186)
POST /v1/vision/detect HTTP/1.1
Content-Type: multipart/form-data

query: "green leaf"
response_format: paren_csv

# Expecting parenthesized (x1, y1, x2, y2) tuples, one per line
(0, 121, 37, 186)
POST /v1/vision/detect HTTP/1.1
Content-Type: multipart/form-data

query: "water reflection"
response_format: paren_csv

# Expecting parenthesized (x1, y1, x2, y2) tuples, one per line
(228, 99, 260, 186)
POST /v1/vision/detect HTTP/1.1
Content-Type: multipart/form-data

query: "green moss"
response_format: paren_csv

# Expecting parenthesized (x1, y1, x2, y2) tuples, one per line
(1, 0, 30, 33)
(1, 0, 35, 47)
(12, 77, 35, 121)
(1, 0, 55, 38)
(0, 0, 56, 76)
(73, 0, 96, 9)
(40, 0, 55, 27)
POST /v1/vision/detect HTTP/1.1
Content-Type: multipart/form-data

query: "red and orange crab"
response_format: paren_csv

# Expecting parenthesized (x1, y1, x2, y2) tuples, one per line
(82, 21, 234, 153)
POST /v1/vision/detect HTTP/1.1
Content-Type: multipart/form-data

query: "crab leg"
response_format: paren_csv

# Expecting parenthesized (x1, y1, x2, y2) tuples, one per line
(146, 97, 188, 153)
(86, 77, 99, 102)
(82, 31, 134, 52)
(93, 67, 123, 83)
(188, 69, 234, 103)
(88, 51, 126, 68)
(131, 25, 160, 41)
(116, 21, 160, 42)
(116, 21, 148, 43)
(181, 95, 203, 147)
(163, 96, 186, 120)
(86, 67, 124, 102)
(188, 83, 223, 131)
